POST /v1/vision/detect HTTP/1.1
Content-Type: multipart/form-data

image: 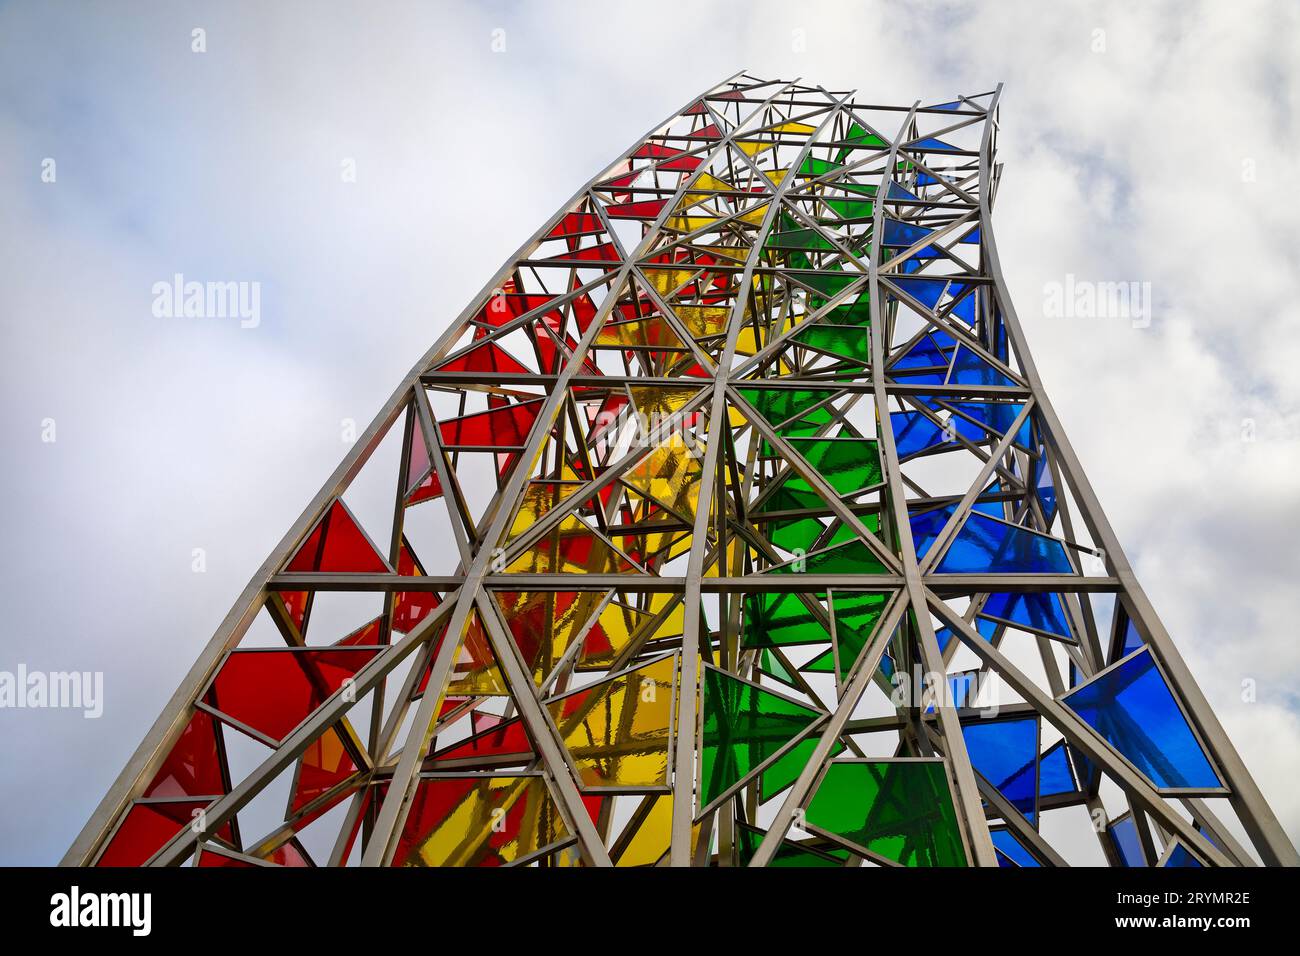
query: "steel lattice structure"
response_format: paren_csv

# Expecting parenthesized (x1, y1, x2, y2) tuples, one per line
(69, 74, 1296, 868)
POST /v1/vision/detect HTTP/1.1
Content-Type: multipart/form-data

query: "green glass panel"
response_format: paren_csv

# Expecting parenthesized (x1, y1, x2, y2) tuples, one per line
(801, 646, 836, 674)
(793, 324, 872, 362)
(822, 198, 874, 220)
(786, 437, 883, 493)
(700, 669, 821, 806)
(802, 591, 887, 679)
(837, 181, 878, 198)
(741, 592, 829, 647)
(735, 823, 851, 867)
(771, 539, 888, 574)
(736, 387, 837, 429)
(797, 272, 857, 297)
(798, 156, 843, 178)
(805, 760, 968, 866)
(831, 591, 889, 679)
(761, 735, 847, 801)
(835, 123, 888, 164)
(769, 516, 825, 552)
(759, 649, 797, 687)
(766, 228, 837, 251)
(823, 298, 872, 326)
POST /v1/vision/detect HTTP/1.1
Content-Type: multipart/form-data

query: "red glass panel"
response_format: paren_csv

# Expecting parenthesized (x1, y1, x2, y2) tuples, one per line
(607, 199, 667, 220)
(439, 398, 544, 450)
(661, 156, 703, 172)
(547, 212, 603, 238)
(546, 242, 620, 264)
(335, 617, 381, 646)
(290, 728, 356, 815)
(394, 541, 441, 634)
(279, 590, 309, 632)
(143, 710, 225, 799)
(206, 648, 379, 743)
(96, 800, 232, 867)
(265, 842, 311, 867)
(431, 716, 533, 763)
(284, 500, 389, 574)
(634, 143, 682, 159)
(435, 340, 531, 376)
(406, 470, 443, 505)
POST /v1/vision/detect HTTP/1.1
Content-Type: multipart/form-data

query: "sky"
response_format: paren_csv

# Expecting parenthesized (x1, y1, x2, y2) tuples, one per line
(1, 0, 1297, 865)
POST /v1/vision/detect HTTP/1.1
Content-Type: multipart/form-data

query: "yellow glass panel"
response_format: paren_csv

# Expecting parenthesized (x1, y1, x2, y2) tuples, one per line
(497, 591, 611, 685)
(444, 609, 508, 697)
(734, 327, 761, 356)
(510, 481, 585, 538)
(595, 315, 687, 349)
(623, 432, 703, 519)
(643, 267, 700, 298)
(672, 305, 730, 339)
(736, 140, 774, 157)
(630, 384, 706, 421)
(666, 214, 717, 232)
(615, 794, 702, 867)
(398, 775, 568, 867)
(577, 595, 683, 669)
(505, 481, 632, 575)
(772, 121, 815, 134)
(547, 655, 676, 788)
(739, 201, 770, 225)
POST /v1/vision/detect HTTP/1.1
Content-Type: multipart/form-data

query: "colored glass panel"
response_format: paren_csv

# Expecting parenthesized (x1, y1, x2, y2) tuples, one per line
(700, 668, 821, 806)
(805, 760, 967, 866)
(547, 655, 675, 789)
(1063, 648, 1221, 791)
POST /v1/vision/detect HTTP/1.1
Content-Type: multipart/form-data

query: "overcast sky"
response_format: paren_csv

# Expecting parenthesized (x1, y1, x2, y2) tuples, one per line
(1, 0, 1297, 865)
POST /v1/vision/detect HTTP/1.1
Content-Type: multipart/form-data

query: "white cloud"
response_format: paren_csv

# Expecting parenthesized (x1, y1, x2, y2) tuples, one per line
(1, 0, 1296, 861)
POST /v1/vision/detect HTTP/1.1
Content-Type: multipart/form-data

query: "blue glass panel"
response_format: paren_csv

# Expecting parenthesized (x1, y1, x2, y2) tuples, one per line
(1064, 648, 1221, 791)
(949, 401, 1032, 451)
(935, 626, 955, 655)
(959, 226, 981, 244)
(931, 100, 963, 112)
(963, 716, 1037, 811)
(910, 136, 960, 152)
(991, 829, 1040, 867)
(882, 218, 933, 247)
(887, 182, 920, 201)
(891, 329, 954, 370)
(979, 592, 1072, 640)
(1110, 815, 1146, 866)
(892, 277, 947, 310)
(882, 219, 942, 258)
(1038, 740, 1078, 797)
(950, 347, 1016, 386)
(892, 411, 951, 457)
(1119, 618, 1143, 657)
(935, 512, 1073, 574)
(1164, 843, 1203, 867)
(949, 287, 978, 323)
(878, 650, 895, 680)
(910, 503, 956, 558)
(1033, 453, 1057, 523)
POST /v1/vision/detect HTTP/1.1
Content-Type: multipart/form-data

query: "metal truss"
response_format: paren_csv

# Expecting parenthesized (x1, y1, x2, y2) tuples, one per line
(67, 73, 1297, 868)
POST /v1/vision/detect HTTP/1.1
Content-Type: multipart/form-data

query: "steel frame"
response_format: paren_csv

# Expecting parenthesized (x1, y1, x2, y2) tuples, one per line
(67, 74, 1296, 869)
